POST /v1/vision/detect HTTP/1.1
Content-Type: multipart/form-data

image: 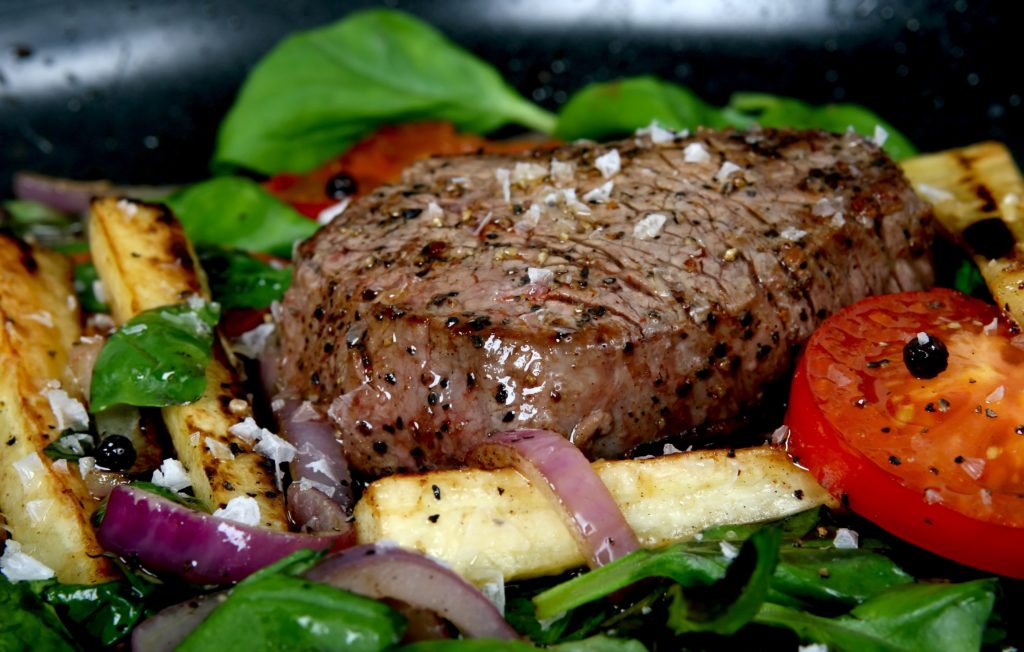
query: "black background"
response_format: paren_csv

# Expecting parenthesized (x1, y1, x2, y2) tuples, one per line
(0, 0, 1020, 196)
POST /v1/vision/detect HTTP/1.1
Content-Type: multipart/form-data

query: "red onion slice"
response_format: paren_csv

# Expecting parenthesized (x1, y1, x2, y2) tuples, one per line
(13, 171, 176, 214)
(467, 429, 640, 568)
(306, 544, 519, 641)
(98, 485, 354, 584)
(275, 398, 355, 515)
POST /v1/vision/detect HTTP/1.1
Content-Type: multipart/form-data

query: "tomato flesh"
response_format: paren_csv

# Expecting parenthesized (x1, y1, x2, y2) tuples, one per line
(264, 121, 558, 219)
(785, 288, 1024, 577)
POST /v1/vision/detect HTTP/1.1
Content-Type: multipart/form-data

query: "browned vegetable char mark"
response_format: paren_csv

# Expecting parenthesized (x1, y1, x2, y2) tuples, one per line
(277, 127, 934, 477)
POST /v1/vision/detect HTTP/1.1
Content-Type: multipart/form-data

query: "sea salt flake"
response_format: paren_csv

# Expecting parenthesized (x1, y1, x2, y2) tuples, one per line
(983, 317, 999, 335)
(495, 168, 511, 202)
(961, 456, 986, 480)
(714, 161, 742, 182)
(635, 120, 676, 145)
(915, 183, 954, 202)
(871, 124, 889, 147)
(550, 160, 575, 185)
(206, 437, 235, 461)
(213, 496, 261, 526)
(582, 181, 614, 203)
(152, 458, 191, 492)
(217, 522, 251, 552)
(512, 162, 547, 185)
(527, 267, 553, 284)
(42, 385, 89, 431)
(719, 541, 739, 560)
(594, 149, 621, 178)
(770, 425, 791, 446)
(116, 198, 139, 217)
(916, 332, 930, 345)
(833, 528, 859, 549)
(780, 226, 808, 242)
(317, 197, 350, 225)
(0, 540, 55, 582)
(683, 142, 711, 163)
(633, 213, 667, 240)
(986, 385, 1005, 403)
(924, 488, 943, 504)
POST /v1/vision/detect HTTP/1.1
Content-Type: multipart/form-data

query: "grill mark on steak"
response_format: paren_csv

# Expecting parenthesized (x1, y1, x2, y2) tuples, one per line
(277, 127, 934, 477)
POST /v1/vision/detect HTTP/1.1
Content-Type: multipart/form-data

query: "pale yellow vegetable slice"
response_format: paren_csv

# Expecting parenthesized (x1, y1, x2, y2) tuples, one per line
(88, 197, 288, 528)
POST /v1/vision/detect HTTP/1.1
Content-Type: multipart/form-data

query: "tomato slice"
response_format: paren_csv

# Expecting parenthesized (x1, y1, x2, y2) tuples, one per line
(264, 121, 559, 219)
(785, 288, 1024, 577)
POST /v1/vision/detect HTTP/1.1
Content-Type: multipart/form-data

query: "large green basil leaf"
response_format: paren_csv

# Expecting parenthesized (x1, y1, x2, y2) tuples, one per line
(0, 576, 76, 652)
(213, 9, 556, 175)
(196, 246, 292, 310)
(89, 301, 220, 413)
(555, 76, 726, 141)
(164, 177, 316, 258)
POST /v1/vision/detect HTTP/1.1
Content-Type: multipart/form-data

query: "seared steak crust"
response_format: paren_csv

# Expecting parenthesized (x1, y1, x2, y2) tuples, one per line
(277, 128, 933, 477)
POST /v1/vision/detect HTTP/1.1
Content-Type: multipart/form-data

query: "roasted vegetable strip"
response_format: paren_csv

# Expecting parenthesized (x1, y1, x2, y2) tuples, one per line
(902, 142, 1024, 326)
(88, 197, 287, 528)
(0, 235, 116, 583)
(355, 446, 834, 584)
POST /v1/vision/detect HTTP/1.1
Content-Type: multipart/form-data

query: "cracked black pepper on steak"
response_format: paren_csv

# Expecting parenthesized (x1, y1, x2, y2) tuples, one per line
(276, 127, 934, 477)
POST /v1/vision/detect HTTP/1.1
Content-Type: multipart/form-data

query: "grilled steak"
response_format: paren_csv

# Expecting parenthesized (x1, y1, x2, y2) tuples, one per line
(277, 128, 933, 477)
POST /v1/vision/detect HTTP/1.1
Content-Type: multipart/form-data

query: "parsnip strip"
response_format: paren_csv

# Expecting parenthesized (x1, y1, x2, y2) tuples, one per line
(902, 142, 1024, 326)
(0, 235, 116, 583)
(88, 197, 287, 529)
(355, 446, 834, 585)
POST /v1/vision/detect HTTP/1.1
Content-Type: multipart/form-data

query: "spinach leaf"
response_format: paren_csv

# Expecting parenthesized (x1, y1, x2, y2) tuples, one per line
(723, 93, 917, 160)
(177, 573, 404, 652)
(164, 177, 317, 258)
(953, 259, 988, 297)
(43, 581, 152, 647)
(71, 262, 109, 314)
(553, 77, 916, 161)
(0, 576, 76, 652)
(89, 301, 220, 413)
(772, 547, 913, 609)
(666, 528, 780, 635)
(754, 579, 996, 652)
(42, 429, 95, 462)
(197, 246, 292, 310)
(554, 76, 725, 141)
(213, 9, 555, 175)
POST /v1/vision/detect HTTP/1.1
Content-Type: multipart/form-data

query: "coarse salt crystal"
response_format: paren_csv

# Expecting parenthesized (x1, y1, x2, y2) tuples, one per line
(116, 198, 139, 217)
(216, 522, 250, 552)
(719, 540, 739, 560)
(986, 385, 1005, 403)
(812, 197, 840, 217)
(633, 213, 667, 240)
(830, 212, 846, 227)
(424, 201, 444, 223)
(317, 197, 351, 225)
(924, 488, 943, 504)
(12, 452, 45, 489)
(495, 168, 511, 203)
(770, 425, 790, 446)
(663, 443, 684, 455)
(152, 458, 191, 492)
(780, 226, 808, 242)
(42, 385, 89, 432)
(229, 417, 268, 445)
(594, 149, 621, 178)
(871, 124, 889, 147)
(961, 456, 986, 480)
(255, 431, 297, 490)
(983, 317, 999, 335)
(512, 162, 547, 185)
(206, 437, 235, 461)
(0, 540, 55, 582)
(582, 181, 614, 203)
(515, 204, 543, 233)
(635, 120, 676, 145)
(232, 322, 275, 359)
(683, 142, 710, 164)
(833, 528, 859, 549)
(527, 267, 553, 285)
(550, 159, 575, 185)
(916, 332, 929, 345)
(25, 311, 53, 327)
(714, 161, 742, 182)
(213, 496, 261, 526)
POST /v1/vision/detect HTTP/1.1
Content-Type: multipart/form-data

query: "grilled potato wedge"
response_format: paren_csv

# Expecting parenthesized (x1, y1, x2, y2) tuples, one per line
(902, 142, 1024, 326)
(88, 197, 288, 529)
(0, 235, 116, 583)
(355, 445, 834, 585)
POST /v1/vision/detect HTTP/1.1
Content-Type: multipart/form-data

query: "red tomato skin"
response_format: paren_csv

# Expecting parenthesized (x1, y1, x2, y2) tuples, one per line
(785, 289, 1024, 579)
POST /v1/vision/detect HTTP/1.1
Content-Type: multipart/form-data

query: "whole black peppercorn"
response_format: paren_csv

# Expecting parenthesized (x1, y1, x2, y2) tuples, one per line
(95, 434, 136, 471)
(325, 172, 358, 199)
(902, 332, 948, 379)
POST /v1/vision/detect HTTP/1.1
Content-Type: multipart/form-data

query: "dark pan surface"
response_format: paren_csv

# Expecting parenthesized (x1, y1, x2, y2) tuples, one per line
(0, 0, 1020, 196)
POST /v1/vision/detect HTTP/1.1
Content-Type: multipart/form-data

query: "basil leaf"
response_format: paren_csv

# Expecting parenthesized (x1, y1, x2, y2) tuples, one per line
(666, 528, 781, 635)
(772, 547, 913, 609)
(555, 76, 726, 141)
(43, 429, 95, 462)
(953, 259, 988, 297)
(197, 246, 292, 310)
(754, 579, 996, 652)
(72, 262, 109, 314)
(43, 582, 148, 647)
(89, 301, 220, 413)
(723, 93, 917, 160)
(554, 77, 916, 161)
(0, 575, 77, 651)
(213, 9, 555, 175)
(177, 574, 404, 652)
(164, 177, 316, 258)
